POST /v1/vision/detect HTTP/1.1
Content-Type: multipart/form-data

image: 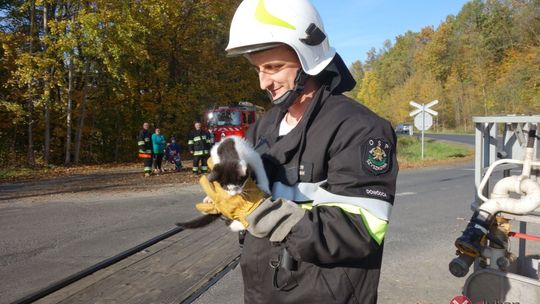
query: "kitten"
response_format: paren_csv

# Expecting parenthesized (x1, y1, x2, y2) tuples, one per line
(208, 136, 270, 195)
(176, 136, 270, 231)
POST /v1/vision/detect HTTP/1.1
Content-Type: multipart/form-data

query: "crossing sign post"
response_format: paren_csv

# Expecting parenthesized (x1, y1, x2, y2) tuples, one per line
(414, 112, 433, 131)
(410, 100, 439, 160)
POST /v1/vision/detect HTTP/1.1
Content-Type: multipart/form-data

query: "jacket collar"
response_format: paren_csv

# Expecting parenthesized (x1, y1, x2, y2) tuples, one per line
(259, 86, 326, 186)
(318, 53, 356, 94)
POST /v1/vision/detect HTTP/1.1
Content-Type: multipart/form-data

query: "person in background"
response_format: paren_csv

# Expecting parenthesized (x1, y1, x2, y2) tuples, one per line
(187, 122, 212, 174)
(207, 127, 216, 148)
(137, 122, 153, 177)
(151, 127, 166, 175)
(193, 0, 398, 303)
(165, 136, 182, 172)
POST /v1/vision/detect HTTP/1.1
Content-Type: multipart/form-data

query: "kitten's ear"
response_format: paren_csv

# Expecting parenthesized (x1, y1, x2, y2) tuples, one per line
(207, 164, 220, 182)
(238, 160, 248, 176)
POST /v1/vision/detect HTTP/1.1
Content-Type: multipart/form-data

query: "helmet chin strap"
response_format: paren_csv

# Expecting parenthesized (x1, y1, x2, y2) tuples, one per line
(268, 69, 309, 111)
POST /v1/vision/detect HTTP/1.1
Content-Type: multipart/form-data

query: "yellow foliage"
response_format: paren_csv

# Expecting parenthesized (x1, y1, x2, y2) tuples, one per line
(351, 1, 539, 130)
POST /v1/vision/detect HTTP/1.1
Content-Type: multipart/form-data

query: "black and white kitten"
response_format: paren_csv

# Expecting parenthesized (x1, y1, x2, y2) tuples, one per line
(176, 136, 270, 231)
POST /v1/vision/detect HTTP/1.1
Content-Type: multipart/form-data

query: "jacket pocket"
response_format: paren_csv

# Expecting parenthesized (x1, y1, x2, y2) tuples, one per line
(304, 264, 359, 304)
(240, 234, 277, 285)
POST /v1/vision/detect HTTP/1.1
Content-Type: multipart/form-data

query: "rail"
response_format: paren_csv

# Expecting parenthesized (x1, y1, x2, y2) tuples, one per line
(11, 227, 186, 304)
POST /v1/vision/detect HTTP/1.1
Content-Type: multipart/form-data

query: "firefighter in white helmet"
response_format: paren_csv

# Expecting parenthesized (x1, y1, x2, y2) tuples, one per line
(195, 1, 398, 302)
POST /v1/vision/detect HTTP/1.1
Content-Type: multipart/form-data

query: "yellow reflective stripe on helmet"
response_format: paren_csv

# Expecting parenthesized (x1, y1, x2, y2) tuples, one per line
(299, 202, 387, 245)
(255, 0, 296, 30)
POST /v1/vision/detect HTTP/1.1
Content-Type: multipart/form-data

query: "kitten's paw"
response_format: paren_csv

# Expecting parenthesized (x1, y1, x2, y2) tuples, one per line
(228, 220, 246, 232)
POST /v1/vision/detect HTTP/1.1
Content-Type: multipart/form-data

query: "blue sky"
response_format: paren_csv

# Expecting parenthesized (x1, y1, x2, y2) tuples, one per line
(310, 0, 470, 67)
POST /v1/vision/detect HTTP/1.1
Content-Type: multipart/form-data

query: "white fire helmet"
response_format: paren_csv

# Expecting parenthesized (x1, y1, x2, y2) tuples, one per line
(226, 0, 336, 76)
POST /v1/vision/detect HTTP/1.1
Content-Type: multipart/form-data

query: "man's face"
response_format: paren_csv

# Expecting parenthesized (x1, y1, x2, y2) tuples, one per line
(155, 128, 160, 134)
(195, 123, 201, 130)
(143, 123, 149, 130)
(248, 45, 301, 101)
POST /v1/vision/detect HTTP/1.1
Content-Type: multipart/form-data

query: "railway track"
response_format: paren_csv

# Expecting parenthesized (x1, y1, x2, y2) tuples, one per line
(11, 226, 240, 304)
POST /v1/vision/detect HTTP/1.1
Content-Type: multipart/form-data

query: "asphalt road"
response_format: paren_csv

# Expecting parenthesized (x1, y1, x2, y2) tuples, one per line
(0, 182, 205, 304)
(424, 133, 475, 146)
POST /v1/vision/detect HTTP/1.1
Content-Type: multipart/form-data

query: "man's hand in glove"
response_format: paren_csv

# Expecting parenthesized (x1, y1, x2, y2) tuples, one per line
(195, 176, 267, 228)
(195, 158, 306, 242)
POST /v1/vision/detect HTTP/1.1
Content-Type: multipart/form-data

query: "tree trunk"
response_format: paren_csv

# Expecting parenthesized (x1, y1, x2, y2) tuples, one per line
(43, 92, 50, 165)
(74, 90, 87, 164)
(482, 85, 488, 116)
(113, 111, 121, 162)
(65, 55, 74, 165)
(27, 0, 36, 166)
(88, 102, 97, 160)
(454, 96, 461, 130)
(74, 65, 90, 164)
(43, 3, 51, 165)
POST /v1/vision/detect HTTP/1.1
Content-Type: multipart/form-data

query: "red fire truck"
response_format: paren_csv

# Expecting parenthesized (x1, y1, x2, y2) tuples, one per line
(203, 102, 265, 142)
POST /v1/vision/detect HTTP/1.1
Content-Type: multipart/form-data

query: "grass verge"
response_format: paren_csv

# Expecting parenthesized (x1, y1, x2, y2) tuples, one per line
(0, 167, 37, 180)
(397, 136, 473, 169)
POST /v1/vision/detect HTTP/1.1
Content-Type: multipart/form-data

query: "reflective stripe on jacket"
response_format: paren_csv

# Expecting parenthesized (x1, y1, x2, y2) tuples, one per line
(137, 129, 152, 157)
(188, 130, 211, 155)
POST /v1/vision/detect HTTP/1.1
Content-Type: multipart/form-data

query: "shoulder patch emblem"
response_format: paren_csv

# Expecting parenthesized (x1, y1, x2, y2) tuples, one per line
(363, 138, 392, 175)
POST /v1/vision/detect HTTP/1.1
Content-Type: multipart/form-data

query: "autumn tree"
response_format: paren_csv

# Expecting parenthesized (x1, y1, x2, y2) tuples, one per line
(349, 0, 539, 132)
(0, 0, 263, 167)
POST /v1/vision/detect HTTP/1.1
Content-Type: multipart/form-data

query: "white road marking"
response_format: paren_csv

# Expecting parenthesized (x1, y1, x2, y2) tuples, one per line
(396, 192, 417, 196)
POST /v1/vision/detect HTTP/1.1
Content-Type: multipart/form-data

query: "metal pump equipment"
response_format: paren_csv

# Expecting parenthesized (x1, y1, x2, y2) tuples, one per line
(450, 116, 540, 302)
(451, 128, 540, 277)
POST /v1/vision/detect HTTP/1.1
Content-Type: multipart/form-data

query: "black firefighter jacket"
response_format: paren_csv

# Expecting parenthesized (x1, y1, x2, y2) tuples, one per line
(188, 130, 212, 156)
(242, 54, 398, 304)
(137, 129, 153, 157)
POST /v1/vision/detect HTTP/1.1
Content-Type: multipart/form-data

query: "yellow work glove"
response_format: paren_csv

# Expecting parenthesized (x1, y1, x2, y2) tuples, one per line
(195, 175, 268, 228)
(207, 157, 214, 170)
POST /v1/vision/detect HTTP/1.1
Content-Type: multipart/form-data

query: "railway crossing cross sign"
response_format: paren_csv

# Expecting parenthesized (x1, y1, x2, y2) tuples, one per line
(409, 100, 439, 160)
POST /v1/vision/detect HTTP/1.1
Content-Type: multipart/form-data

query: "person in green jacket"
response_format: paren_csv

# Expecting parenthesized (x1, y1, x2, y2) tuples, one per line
(151, 127, 166, 175)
